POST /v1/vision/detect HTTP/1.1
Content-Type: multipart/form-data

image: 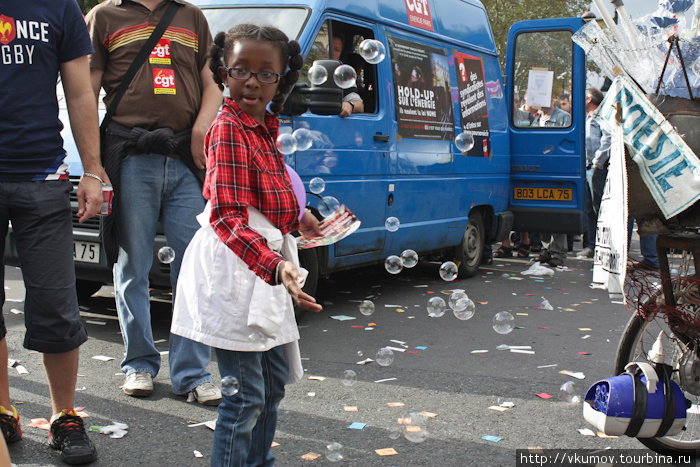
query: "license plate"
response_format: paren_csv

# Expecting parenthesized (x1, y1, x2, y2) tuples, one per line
(73, 241, 100, 263)
(514, 187, 572, 201)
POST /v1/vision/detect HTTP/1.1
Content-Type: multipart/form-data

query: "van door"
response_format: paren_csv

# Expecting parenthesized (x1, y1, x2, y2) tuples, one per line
(505, 18, 586, 234)
(292, 17, 391, 269)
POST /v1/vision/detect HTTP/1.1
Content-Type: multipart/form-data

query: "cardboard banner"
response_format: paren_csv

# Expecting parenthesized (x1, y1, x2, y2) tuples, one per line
(389, 36, 453, 140)
(592, 123, 628, 301)
(594, 75, 700, 219)
(454, 51, 490, 157)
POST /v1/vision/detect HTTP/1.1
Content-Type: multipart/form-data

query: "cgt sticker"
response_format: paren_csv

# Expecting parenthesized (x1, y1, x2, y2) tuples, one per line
(404, 0, 433, 31)
(149, 38, 171, 65)
(153, 68, 176, 95)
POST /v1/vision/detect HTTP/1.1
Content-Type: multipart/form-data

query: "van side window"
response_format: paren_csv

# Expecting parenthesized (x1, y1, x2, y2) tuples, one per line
(300, 20, 378, 114)
(512, 30, 573, 129)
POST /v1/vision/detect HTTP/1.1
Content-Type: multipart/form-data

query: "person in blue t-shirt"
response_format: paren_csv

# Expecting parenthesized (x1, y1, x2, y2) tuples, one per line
(0, 0, 107, 464)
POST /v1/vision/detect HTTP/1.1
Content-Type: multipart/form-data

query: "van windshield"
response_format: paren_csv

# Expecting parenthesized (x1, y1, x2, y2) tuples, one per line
(201, 7, 309, 41)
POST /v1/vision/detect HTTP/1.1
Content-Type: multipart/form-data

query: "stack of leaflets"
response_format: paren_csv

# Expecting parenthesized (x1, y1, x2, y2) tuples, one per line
(296, 205, 361, 249)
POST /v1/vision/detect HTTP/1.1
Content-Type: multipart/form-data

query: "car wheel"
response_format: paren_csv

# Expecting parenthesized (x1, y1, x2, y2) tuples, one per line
(456, 211, 485, 278)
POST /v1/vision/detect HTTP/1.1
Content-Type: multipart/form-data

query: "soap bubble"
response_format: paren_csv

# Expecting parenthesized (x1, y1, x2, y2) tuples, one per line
(318, 196, 339, 217)
(399, 412, 428, 443)
(157, 246, 175, 264)
(385, 216, 400, 232)
(292, 128, 313, 151)
(248, 331, 266, 349)
(276, 133, 297, 155)
(308, 64, 328, 85)
(309, 177, 326, 194)
(221, 376, 239, 396)
(357, 350, 363, 357)
(333, 64, 357, 89)
(453, 298, 475, 320)
(492, 311, 515, 335)
(384, 255, 403, 274)
(400, 249, 418, 268)
(455, 132, 475, 152)
(341, 369, 357, 387)
(427, 296, 447, 318)
(358, 300, 375, 316)
(359, 39, 386, 64)
(375, 347, 394, 366)
(439, 261, 458, 281)
(388, 425, 401, 439)
(448, 290, 468, 310)
(325, 442, 344, 462)
(560, 381, 581, 404)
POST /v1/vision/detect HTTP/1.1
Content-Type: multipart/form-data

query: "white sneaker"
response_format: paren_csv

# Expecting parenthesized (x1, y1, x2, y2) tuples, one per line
(576, 247, 594, 258)
(123, 372, 153, 397)
(190, 382, 222, 406)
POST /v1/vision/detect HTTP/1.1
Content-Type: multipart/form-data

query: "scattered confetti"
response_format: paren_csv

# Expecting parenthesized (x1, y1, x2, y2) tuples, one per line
(301, 452, 321, 461)
(597, 432, 619, 438)
(330, 315, 356, 321)
(578, 328, 592, 331)
(271, 442, 280, 447)
(28, 418, 50, 430)
(577, 352, 591, 356)
(15, 365, 28, 375)
(471, 350, 488, 354)
(348, 422, 366, 430)
(560, 371, 586, 380)
(488, 405, 508, 412)
(415, 346, 427, 350)
(92, 355, 114, 362)
(577, 428, 596, 436)
(418, 411, 438, 418)
(375, 448, 398, 456)
(375, 377, 397, 383)
(387, 402, 405, 407)
(308, 376, 326, 381)
(510, 349, 535, 354)
(344, 406, 358, 412)
(536, 393, 552, 399)
(481, 435, 502, 443)
(356, 358, 374, 365)
(86, 320, 107, 326)
(9, 308, 23, 315)
(537, 364, 557, 369)
(193, 450, 203, 458)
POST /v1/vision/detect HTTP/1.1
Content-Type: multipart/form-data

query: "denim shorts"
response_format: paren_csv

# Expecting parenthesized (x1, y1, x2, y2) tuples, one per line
(0, 180, 87, 353)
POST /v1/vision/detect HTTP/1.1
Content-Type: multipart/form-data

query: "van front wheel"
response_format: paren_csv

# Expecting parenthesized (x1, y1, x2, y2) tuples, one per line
(456, 212, 484, 278)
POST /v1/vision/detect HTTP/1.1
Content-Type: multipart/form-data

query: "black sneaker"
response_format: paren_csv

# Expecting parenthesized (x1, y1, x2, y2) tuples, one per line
(49, 409, 97, 465)
(0, 405, 21, 443)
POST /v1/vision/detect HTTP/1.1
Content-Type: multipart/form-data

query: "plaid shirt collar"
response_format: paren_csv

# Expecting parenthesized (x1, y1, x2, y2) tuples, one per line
(223, 98, 280, 137)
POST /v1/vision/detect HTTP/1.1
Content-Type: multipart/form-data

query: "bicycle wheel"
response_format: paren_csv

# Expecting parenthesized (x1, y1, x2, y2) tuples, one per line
(614, 301, 700, 455)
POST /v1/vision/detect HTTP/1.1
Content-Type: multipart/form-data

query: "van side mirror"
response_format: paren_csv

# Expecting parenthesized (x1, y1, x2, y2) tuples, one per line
(281, 60, 343, 116)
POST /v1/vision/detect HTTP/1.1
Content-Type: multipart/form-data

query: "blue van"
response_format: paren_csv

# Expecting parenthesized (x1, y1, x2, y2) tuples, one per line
(5, 0, 588, 302)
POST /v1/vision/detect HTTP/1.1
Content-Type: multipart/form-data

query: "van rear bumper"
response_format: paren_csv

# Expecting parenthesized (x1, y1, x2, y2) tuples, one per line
(511, 207, 584, 234)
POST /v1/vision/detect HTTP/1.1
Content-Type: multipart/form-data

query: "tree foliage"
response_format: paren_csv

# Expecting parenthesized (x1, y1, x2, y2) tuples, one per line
(481, 0, 590, 69)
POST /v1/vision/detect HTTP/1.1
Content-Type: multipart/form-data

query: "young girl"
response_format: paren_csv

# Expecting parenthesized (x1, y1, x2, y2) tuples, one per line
(171, 23, 322, 467)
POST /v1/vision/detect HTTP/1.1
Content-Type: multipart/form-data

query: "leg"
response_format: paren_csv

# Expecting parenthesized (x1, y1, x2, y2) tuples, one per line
(0, 198, 10, 412)
(160, 158, 212, 394)
(113, 155, 163, 378)
(0, 340, 9, 410)
(246, 346, 288, 467)
(583, 169, 596, 250)
(212, 349, 265, 467)
(640, 234, 659, 269)
(43, 349, 79, 415)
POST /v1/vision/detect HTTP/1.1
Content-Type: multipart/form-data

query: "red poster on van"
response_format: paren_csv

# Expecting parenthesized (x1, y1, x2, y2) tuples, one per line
(405, 0, 434, 31)
(454, 51, 490, 157)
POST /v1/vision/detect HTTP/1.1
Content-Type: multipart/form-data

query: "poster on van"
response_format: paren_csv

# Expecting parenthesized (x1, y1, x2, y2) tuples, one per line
(389, 36, 454, 141)
(454, 51, 490, 157)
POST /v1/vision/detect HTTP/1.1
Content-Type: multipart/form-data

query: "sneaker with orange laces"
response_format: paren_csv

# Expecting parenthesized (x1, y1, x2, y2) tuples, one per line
(0, 405, 21, 444)
(48, 409, 97, 464)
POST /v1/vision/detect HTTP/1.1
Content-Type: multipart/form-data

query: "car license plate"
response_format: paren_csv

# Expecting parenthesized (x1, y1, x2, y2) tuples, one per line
(73, 241, 100, 263)
(513, 187, 572, 201)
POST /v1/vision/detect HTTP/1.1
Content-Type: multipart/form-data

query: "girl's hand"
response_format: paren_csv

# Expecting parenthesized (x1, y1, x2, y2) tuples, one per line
(299, 209, 322, 238)
(278, 261, 323, 312)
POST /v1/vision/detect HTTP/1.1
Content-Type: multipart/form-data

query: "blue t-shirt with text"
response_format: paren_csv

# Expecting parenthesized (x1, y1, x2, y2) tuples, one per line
(0, 0, 93, 181)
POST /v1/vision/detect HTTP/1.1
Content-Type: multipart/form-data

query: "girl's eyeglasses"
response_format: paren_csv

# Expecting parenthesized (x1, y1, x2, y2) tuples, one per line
(225, 67, 280, 84)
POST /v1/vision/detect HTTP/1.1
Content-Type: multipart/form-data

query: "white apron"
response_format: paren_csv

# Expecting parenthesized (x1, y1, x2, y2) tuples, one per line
(171, 202, 303, 384)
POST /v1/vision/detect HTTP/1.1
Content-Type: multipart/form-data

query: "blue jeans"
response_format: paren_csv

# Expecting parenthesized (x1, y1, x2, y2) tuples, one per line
(627, 217, 659, 268)
(113, 154, 212, 393)
(212, 346, 288, 467)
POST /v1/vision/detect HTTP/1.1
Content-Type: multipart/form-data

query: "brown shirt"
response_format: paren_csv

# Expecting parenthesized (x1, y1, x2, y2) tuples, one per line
(86, 0, 212, 133)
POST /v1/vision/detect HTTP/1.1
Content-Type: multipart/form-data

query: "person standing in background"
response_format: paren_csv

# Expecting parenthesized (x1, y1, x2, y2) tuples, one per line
(86, 0, 223, 404)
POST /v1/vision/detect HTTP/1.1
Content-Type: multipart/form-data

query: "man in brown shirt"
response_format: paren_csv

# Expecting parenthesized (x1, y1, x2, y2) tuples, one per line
(86, 0, 222, 403)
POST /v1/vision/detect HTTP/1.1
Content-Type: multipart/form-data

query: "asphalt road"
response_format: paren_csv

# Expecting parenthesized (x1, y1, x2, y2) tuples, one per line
(2, 241, 678, 467)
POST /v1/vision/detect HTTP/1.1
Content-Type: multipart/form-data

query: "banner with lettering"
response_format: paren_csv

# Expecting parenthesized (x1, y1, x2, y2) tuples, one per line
(594, 75, 700, 218)
(389, 35, 453, 141)
(592, 124, 627, 301)
(453, 51, 489, 157)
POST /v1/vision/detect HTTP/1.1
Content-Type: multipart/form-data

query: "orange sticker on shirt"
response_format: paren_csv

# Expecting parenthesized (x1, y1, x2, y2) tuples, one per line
(153, 68, 176, 95)
(150, 38, 172, 64)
